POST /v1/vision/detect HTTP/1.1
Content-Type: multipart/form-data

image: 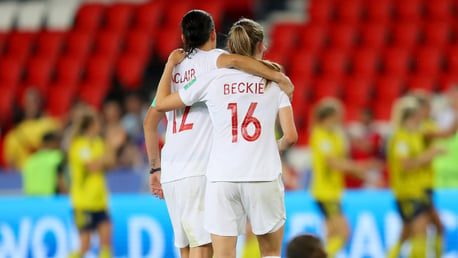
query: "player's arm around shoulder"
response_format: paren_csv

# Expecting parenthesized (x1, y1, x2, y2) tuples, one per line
(217, 53, 294, 98)
(155, 49, 187, 112)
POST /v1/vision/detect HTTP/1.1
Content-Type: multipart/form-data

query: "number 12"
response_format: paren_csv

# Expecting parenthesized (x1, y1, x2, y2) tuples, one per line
(227, 102, 261, 143)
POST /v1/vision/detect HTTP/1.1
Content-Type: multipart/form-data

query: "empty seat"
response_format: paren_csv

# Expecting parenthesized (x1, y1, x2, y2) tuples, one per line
(55, 55, 84, 83)
(124, 28, 154, 62)
(270, 23, 301, 52)
(94, 30, 123, 62)
(134, 1, 163, 30)
(85, 55, 112, 88)
(4, 32, 36, 64)
(164, 1, 191, 27)
(329, 23, 357, 50)
(374, 76, 404, 104)
(372, 101, 392, 121)
(447, 46, 458, 72)
(300, 24, 327, 52)
(0, 86, 14, 126)
(309, 0, 334, 23)
(195, 1, 224, 30)
(289, 50, 317, 79)
(392, 22, 420, 48)
(414, 47, 443, 77)
(319, 49, 348, 78)
(105, 3, 134, 33)
(359, 23, 388, 49)
(439, 74, 458, 91)
(343, 77, 373, 107)
(366, 0, 393, 23)
(35, 31, 66, 60)
(116, 53, 145, 90)
(74, 3, 105, 33)
(78, 81, 109, 109)
(157, 26, 182, 61)
(393, 0, 422, 21)
(351, 48, 380, 78)
(425, 0, 453, 21)
(23, 57, 54, 95)
(336, 0, 363, 23)
(424, 21, 451, 48)
(312, 78, 342, 101)
(0, 57, 22, 86)
(382, 47, 411, 77)
(46, 84, 76, 117)
(65, 30, 93, 59)
(407, 75, 436, 92)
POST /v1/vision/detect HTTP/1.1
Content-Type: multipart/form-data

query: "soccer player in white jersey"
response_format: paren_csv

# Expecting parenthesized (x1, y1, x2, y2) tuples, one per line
(155, 18, 298, 258)
(143, 10, 294, 258)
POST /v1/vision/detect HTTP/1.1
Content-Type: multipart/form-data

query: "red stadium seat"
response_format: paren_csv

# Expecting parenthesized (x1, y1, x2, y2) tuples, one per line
(312, 78, 342, 101)
(359, 23, 389, 50)
(351, 48, 380, 78)
(157, 26, 181, 61)
(270, 23, 301, 52)
(164, 1, 191, 27)
(308, 0, 334, 23)
(300, 24, 327, 52)
(35, 31, 66, 61)
(46, 83, 77, 117)
(65, 31, 94, 60)
(329, 23, 357, 50)
(85, 55, 112, 88)
(366, 0, 393, 23)
(382, 47, 412, 77)
(134, 1, 163, 30)
(0, 32, 6, 53)
(374, 76, 404, 104)
(124, 28, 154, 63)
(105, 3, 134, 33)
(0, 86, 14, 126)
(74, 3, 105, 33)
(439, 74, 458, 91)
(94, 30, 123, 62)
(289, 50, 317, 79)
(413, 47, 443, 77)
(263, 49, 288, 69)
(343, 77, 373, 107)
(393, 0, 422, 22)
(0, 57, 23, 87)
(289, 73, 311, 102)
(4, 32, 36, 64)
(424, 21, 451, 48)
(319, 49, 348, 78)
(392, 22, 420, 48)
(447, 46, 458, 72)
(407, 75, 436, 92)
(23, 57, 54, 94)
(116, 53, 145, 90)
(195, 1, 224, 30)
(78, 81, 109, 109)
(425, 0, 453, 21)
(336, 0, 363, 24)
(55, 55, 84, 84)
(372, 101, 392, 121)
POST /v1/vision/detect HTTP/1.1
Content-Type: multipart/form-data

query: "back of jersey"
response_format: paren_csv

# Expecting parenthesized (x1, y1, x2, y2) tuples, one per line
(160, 49, 224, 183)
(200, 69, 291, 182)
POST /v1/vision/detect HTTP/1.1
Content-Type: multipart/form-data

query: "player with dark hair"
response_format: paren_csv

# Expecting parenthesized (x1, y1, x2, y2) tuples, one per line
(287, 234, 327, 258)
(143, 10, 294, 258)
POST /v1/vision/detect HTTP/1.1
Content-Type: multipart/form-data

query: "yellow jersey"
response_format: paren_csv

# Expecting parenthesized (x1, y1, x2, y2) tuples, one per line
(387, 128, 426, 200)
(69, 136, 108, 211)
(419, 119, 438, 190)
(310, 126, 346, 202)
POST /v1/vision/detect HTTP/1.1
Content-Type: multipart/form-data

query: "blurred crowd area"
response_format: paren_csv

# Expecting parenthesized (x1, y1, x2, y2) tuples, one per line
(1, 0, 458, 194)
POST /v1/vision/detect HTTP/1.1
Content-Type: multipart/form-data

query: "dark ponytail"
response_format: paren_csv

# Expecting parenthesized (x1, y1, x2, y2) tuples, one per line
(181, 10, 215, 56)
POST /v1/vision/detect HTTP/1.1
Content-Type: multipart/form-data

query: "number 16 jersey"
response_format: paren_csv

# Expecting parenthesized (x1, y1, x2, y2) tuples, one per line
(178, 68, 291, 182)
(159, 49, 225, 184)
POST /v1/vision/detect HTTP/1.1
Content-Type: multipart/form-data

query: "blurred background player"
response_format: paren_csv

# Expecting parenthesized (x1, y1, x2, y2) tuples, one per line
(286, 234, 327, 258)
(387, 96, 446, 258)
(23, 131, 66, 196)
(155, 18, 297, 258)
(143, 9, 294, 258)
(68, 110, 125, 258)
(309, 98, 380, 257)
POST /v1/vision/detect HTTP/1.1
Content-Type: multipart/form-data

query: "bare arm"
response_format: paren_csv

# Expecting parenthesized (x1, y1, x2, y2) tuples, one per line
(143, 106, 164, 199)
(277, 106, 298, 152)
(424, 121, 458, 141)
(401, 146, 446, 171)
(86, 129, 126, 172)
(217, 53, 294, 98)
(155, 50, 187, 112)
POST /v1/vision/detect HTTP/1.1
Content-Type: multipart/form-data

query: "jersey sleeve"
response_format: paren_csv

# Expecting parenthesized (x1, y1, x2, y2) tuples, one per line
(211, 49, 228, 68)
(278, 91, 291, 109)
(178, 70, 216, 106)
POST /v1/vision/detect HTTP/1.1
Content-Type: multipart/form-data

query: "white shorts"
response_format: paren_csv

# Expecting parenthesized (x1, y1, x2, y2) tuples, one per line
(162, 176, 211, 248)
(204, 176, 286, 237)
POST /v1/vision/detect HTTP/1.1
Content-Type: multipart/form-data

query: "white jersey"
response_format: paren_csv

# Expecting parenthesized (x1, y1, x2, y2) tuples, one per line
(159, 48, 225, 183)
(178, 68, 291, 182)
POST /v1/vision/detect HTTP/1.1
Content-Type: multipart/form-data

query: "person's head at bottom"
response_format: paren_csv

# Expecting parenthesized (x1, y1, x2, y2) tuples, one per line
(287, 234, 327, 258)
